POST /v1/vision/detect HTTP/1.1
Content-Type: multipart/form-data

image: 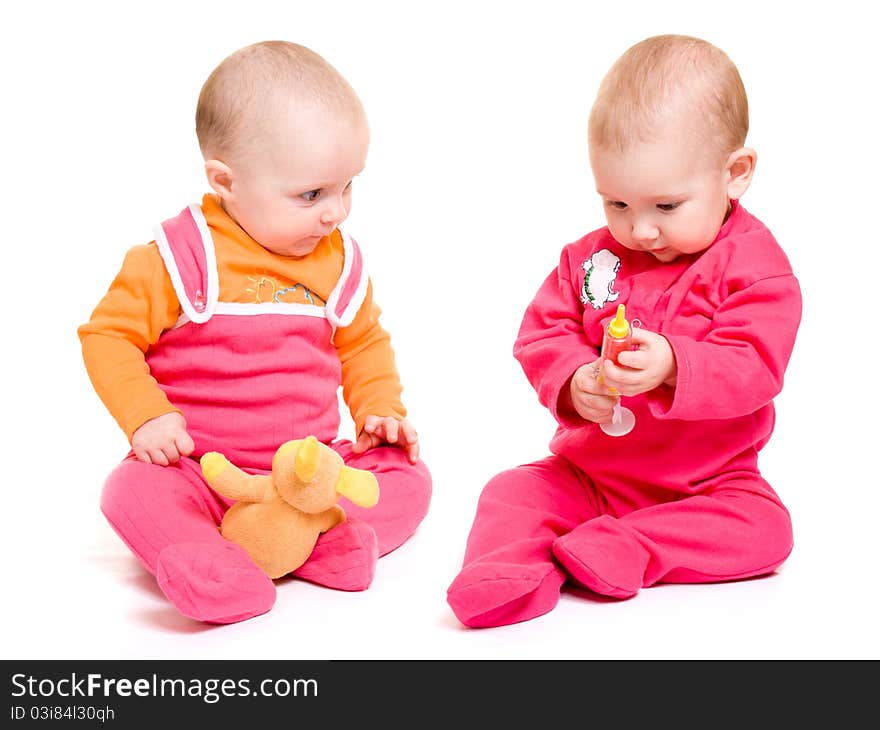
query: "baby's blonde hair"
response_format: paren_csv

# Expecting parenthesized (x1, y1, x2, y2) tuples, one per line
(196, 40, 364, 160)
(588, 35, 748, 162)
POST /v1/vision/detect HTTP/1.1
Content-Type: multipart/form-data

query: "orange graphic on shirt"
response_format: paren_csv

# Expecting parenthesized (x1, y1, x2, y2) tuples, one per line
(245, 274, 326, 306)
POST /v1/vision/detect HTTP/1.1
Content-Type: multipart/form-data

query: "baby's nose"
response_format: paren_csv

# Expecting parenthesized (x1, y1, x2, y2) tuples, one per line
(631, 217, 659, 243)
(320, 196, 347, 225)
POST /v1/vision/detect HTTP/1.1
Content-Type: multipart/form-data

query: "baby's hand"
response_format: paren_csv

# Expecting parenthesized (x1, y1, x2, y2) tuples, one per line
(352, 415, 419, 464)
(131, 412, 195, 466)
(602, 327, 676, 396)
(569, 361, 620, 424)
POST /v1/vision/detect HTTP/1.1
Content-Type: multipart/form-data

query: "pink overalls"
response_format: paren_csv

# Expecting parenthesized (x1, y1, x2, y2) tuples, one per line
(100, 204, 432, 623)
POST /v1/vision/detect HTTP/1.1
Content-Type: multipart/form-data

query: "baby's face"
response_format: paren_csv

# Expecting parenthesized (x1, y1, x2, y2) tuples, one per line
(222, 103, 369, 257)
(590, 136, 732, 263)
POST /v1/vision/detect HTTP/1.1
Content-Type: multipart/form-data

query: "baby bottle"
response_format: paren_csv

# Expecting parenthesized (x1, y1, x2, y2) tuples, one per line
(597, 304, 636, 436)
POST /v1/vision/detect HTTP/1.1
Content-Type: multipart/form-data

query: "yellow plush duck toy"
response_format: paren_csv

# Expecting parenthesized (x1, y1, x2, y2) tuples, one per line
(200, 436, 379, 579)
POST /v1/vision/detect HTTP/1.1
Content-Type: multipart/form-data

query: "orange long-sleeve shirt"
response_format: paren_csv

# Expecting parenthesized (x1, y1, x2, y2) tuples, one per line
(78, 194, 406, 442)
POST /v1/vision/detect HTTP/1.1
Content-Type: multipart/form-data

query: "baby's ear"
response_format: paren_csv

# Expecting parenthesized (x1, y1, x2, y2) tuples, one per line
(725, 147, 757, 200)
(204, 159, 234, 199)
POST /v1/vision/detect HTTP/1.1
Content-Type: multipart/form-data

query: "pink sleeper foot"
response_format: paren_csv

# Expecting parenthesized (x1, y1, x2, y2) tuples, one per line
(292, 520, 378, 591)
(446, 561, 564, 628)
(551, 520, 647, 599)
(155, 541, 276, 624)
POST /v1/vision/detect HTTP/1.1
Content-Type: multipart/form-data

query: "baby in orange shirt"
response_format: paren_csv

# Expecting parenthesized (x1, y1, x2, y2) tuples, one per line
(78, 40, 431, 624)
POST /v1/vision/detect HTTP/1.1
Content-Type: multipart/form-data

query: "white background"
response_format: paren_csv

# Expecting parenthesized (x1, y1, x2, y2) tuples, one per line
(2, 0, 878, 660)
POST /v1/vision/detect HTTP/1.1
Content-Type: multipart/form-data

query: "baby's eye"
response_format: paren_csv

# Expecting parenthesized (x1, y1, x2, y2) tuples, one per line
(606, 200, 627, 210)
(301, 189, 321, 202)
(657, 202, 681, 212)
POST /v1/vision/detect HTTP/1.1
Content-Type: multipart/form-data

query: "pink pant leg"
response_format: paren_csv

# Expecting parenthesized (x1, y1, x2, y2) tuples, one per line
(101, 454, 228, 572)
(334, 442, 432, 555)
(101, 454, 275, 624)
(292, 443, 432, 590)
(446, 455, 602, 628)
(552, 476, 793, 598)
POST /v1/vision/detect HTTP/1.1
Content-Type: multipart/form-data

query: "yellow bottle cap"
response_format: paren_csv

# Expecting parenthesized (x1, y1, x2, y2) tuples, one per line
(608, 304, 629, 338)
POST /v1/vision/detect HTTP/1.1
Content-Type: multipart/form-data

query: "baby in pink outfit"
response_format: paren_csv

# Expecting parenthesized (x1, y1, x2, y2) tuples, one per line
(79, 41, 431, 624)
(447, 34, 802, 628)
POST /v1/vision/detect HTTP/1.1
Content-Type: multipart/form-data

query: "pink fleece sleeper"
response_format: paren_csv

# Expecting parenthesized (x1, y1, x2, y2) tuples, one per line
(98, 205, 431, 624)
(447, 201, 802, 628)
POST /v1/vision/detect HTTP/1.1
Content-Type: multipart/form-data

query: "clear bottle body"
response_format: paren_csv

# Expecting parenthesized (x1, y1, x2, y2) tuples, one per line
(598, 328, 632, 395)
